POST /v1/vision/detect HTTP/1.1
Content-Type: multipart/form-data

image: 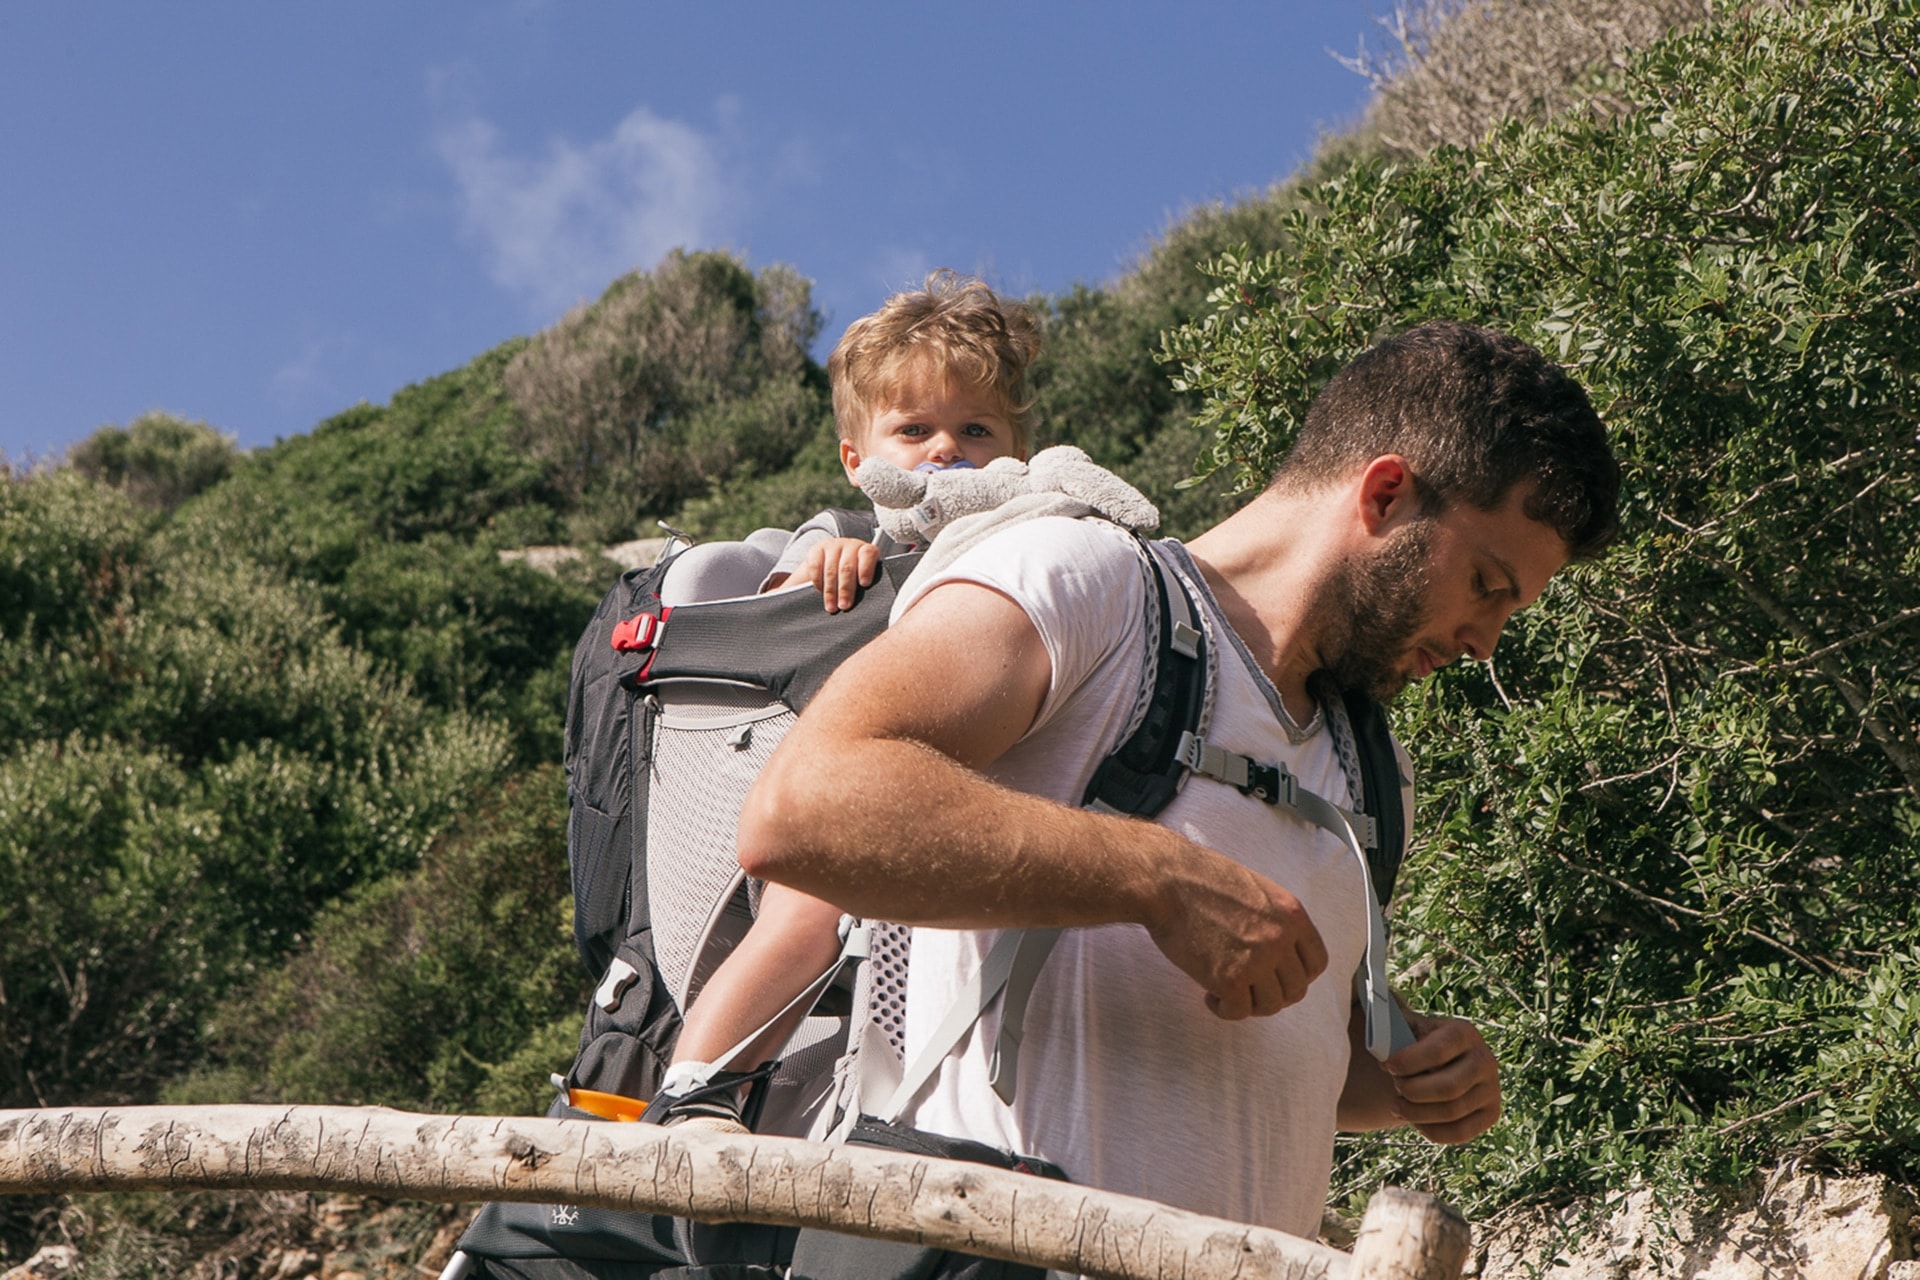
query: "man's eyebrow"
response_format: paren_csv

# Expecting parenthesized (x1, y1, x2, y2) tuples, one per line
(1485, 552, 1524, 601)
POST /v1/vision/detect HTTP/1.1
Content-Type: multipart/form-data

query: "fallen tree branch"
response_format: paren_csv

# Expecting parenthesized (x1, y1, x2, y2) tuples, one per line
(0, 1105, 1470, 1280)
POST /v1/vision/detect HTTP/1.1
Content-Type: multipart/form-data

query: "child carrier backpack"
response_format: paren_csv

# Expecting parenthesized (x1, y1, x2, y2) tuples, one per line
(440, 519, 1413, 1280)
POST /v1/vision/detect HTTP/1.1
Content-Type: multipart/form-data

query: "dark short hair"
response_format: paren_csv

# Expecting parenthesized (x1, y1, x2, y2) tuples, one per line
(1273, 320, 1621, 560)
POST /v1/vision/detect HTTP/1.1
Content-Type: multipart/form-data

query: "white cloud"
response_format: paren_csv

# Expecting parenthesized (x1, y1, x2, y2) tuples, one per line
(438, 106, 731, 316)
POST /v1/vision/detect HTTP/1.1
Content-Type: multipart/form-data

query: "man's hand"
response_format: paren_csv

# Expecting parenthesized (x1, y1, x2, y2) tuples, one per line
(1379, 1011, 1503, 1143)
(1145, 853, 1329, 1019)
(794, 537, 881, 613)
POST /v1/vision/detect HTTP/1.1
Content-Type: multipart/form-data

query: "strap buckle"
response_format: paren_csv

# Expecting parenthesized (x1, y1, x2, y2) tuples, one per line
(1243, 760, 1296, 807)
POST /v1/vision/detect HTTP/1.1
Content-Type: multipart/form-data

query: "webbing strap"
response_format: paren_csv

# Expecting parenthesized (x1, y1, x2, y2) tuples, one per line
(710, 915, 870, 1073)
(879, 926, 1060, 1122)
(1179, 734, 1410, 1061)
(1175, 732, 1380, 851)
(987, 928, 1061, 1103)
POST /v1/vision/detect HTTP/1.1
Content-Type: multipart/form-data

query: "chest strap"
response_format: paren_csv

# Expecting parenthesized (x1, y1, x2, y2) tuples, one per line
(1176, 732, 1381, 853)
(1178, 731, 1411, 1061)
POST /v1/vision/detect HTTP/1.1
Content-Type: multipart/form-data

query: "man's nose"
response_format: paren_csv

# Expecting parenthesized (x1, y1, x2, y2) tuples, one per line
(1459, 601, 1519, 662)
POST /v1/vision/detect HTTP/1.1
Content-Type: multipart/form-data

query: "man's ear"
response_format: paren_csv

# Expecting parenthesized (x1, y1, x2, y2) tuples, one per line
(1356, 455, 1420, 535)
(840, 438, 863, 485)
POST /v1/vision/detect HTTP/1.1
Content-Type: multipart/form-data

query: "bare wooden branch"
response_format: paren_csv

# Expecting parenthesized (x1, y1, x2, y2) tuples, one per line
(0, 1105, 1469, 1280)
(1350, 1187, 1472, 1280)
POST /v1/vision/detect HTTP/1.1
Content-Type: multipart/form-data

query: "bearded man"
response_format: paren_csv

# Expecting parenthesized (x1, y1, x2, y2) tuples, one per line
(738, 320, 1621, 1272)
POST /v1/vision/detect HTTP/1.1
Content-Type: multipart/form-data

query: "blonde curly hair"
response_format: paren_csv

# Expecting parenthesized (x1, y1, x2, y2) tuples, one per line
(827, 270, 1043, 455)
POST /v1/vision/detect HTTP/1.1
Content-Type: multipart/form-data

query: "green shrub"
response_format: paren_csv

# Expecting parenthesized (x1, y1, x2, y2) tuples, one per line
(68, 413, 242, 512)
(1164, 0, 1920, 1210)
(197, 766, 583, 1114)
(505, 251, 830, 542)
(0, 474, 514, 1106)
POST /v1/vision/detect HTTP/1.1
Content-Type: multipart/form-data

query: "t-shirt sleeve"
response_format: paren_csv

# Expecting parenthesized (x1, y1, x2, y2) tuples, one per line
(895, 517, 1150, 739)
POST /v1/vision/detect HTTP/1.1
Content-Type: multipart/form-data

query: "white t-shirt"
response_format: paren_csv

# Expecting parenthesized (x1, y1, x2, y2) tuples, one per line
(891, 516, 1375, 1238)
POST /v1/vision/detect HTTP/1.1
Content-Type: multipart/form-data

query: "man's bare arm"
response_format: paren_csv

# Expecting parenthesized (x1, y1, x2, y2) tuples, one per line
(1337, 999, 1503, 1141)
(737, 580, 1329, 1020)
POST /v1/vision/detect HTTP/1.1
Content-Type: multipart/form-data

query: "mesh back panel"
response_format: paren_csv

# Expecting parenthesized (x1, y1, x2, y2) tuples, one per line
(863, 922, 914, 1061)
(645, 692, 795, 1009)
(757, 1013, 849, 1137)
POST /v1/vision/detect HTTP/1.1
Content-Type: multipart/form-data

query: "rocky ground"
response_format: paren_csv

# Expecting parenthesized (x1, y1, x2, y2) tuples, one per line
(2, 1168, 1914, 1279)
(0, 1193, 473, 1280)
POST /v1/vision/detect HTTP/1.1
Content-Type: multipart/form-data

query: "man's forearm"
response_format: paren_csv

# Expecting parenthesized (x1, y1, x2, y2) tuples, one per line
(737, 579, 1330, 1022)
(739, 727, 1182, 932)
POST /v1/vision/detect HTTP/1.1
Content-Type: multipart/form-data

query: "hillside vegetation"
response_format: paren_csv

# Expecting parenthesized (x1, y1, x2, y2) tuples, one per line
(3, 0, 1912, 1267)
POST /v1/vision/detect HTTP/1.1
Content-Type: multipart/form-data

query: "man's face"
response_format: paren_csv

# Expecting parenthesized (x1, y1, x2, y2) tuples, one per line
(1327, 484, 1570, 699)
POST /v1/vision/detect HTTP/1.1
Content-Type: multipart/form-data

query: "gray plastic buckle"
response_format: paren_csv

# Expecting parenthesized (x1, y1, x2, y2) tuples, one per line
(594, 957, 640, 1012)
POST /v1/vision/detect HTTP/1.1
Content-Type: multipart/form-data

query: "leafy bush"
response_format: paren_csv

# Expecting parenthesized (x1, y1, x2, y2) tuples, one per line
(1343, 0, 1713, 161)
(1165, 0, 1920, 1210)
(68, 413, 242, 512)
(193, 766, 583, 1115)
(218, 345, 550, 547)
(504, 250, 830, 544)
(0, 474, 514, 1107)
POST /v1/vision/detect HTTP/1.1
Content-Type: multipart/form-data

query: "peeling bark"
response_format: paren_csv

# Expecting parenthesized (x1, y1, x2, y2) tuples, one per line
(0, 1106, 1468, 1279)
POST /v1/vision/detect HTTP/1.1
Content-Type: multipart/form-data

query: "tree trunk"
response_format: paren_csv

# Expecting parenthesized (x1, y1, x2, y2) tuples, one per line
(0, 1106, 1468, 1280)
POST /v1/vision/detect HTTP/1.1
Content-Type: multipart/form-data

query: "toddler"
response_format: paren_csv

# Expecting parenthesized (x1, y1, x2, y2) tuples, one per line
(654, 271, 1041, 1128)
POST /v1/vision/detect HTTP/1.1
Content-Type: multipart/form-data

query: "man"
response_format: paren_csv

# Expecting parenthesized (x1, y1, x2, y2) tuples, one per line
(736, 320, 1621, 1244)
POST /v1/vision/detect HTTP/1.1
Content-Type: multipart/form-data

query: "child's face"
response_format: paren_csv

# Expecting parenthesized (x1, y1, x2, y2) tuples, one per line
(841, 374, 1023, 482)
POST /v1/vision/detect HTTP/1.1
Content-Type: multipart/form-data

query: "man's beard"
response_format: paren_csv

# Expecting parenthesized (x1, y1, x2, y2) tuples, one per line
(1323, 520, 1435, 701)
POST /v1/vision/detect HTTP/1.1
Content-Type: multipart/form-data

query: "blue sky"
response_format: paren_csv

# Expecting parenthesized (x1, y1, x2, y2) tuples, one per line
(0, 3, 1384, 463)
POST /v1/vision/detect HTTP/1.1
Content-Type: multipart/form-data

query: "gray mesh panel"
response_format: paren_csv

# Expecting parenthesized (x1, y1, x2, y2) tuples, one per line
(863, 922, 914, 1061)
(645, 695, 795, 1009)
(758, 1014, 850, 1136)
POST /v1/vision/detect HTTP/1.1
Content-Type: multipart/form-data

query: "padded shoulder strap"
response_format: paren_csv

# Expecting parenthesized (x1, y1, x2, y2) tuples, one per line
(1080, 538, 1207, 820)
(1341, 689, 1407, 906)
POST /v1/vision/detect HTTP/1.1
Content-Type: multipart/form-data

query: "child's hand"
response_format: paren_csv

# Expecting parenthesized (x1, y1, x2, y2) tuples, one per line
(795, 536, 880, 613)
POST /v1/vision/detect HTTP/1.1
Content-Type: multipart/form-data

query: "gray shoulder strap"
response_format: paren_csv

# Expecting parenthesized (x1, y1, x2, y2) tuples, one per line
(877, 926, 1060, 1123)
(1179, 737, 1413, 1061)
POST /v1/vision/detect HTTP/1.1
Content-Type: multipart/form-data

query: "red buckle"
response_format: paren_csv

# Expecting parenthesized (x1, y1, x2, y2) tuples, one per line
(610, 611, 664, 652)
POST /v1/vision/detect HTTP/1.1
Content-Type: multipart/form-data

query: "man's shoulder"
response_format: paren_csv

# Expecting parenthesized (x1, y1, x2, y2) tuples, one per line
(970, 513, 1145, 568)
(897, 516, 1155, 648)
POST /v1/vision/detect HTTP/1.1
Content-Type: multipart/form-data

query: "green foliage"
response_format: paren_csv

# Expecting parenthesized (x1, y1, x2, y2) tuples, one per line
(68, 412, 242, 512)
(222, 344, 551, 546)
(1027, 193, 1319, 536)
(0, 473, 513, 1107)
(1347, 0, 1712, 161)
(166, 381, 607, 766)
(504, 250, 830, 544)
(195, 766, 583, 1114)
(1166, 0, 1920, 1207)
(668, 424, 853, 541)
